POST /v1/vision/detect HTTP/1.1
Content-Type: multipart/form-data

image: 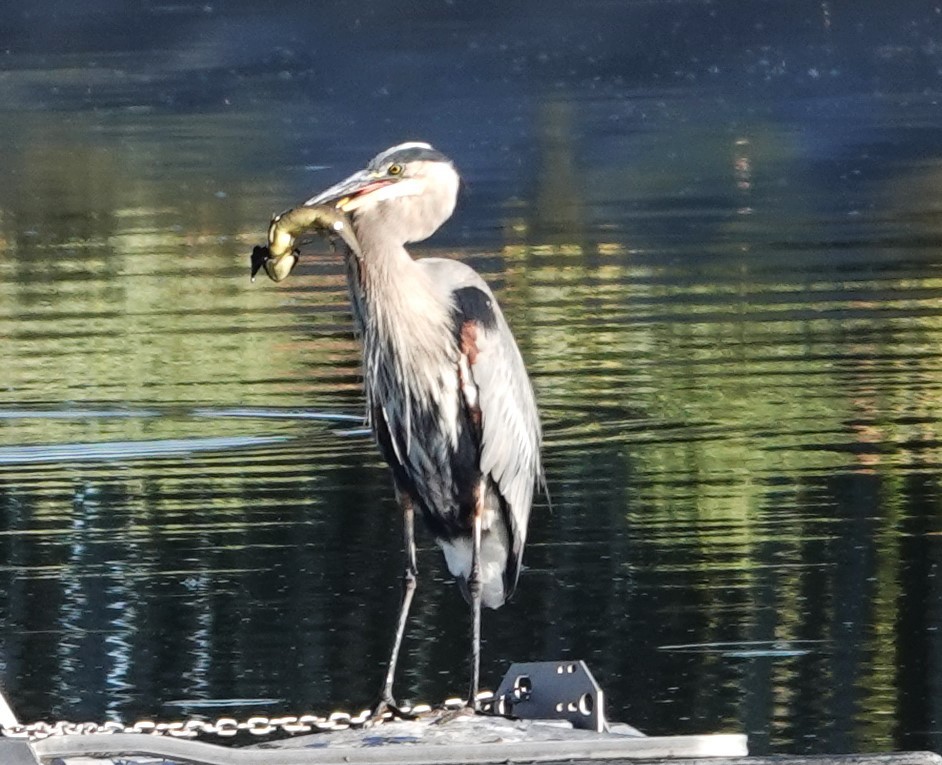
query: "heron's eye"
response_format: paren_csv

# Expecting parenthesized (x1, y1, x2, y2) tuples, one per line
(387, 163, 404, 176)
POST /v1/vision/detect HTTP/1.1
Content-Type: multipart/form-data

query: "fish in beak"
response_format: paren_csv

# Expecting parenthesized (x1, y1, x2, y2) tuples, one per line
(250, 245, 297, 283)
(249, 204, 361, 283)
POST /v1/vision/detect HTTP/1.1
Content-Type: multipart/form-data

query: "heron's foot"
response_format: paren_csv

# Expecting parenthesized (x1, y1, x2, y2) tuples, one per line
(468, 688, 495, 714)
(367, 696, 418, 725)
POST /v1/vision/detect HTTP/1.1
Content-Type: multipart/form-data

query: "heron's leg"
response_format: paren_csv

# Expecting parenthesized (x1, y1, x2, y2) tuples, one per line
(374, 495, 418, 715)
(467, 510, 483, 710)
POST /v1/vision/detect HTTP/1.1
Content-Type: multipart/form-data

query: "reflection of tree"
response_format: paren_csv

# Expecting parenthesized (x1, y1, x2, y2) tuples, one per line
(5, 51, 942, 757)
(491, 98, 942, 753)
(0, 110, 367, 446)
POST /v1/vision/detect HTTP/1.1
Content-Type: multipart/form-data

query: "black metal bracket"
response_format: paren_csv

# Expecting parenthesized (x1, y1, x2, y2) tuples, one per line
(492, 660, 607, 732)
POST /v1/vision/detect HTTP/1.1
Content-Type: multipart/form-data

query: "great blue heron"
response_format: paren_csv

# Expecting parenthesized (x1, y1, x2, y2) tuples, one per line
(268, 142, 544, 714)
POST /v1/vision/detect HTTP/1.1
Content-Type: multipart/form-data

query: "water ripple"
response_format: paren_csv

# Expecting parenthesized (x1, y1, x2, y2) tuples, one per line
(0, 436, 289, 465)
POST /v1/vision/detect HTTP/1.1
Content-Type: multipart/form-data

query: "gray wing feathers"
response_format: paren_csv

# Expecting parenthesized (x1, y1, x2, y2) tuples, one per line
(475, 318, 542, 554)
(419, 257, 542, 578)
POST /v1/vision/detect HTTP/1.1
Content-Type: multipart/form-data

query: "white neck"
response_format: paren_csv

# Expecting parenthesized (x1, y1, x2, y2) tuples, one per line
(341, 228, 456, 417)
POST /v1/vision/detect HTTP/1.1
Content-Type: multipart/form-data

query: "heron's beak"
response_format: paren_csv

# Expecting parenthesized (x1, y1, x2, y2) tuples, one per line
(305, 169, 422, 213)
(304, 170, 389, 211)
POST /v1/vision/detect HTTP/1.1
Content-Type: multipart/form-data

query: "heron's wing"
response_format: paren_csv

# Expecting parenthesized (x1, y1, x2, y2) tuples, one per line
(421, 258, 543, 597)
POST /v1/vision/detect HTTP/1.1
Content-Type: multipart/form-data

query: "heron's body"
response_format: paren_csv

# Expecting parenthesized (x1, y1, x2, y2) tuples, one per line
(347, 247, 538, 608)
(277, 141, 543, 711)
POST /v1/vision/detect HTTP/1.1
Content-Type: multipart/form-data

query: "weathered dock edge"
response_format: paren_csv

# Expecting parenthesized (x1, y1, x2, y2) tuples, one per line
(29, 732, 743, 764)
(22, 736, 942, 765)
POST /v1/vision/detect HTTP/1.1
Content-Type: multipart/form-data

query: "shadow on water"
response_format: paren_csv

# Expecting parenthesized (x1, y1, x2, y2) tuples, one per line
(3, 0, 942, 756)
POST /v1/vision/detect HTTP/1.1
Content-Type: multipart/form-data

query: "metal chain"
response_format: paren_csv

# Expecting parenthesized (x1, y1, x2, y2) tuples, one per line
(0, 692, 497, 742)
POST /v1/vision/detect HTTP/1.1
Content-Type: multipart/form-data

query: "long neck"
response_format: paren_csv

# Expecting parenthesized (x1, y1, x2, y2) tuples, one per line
(341, 226, 456, 414)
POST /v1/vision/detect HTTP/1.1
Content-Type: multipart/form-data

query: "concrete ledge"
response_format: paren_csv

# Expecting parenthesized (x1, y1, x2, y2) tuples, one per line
(25, 714, 942, 765)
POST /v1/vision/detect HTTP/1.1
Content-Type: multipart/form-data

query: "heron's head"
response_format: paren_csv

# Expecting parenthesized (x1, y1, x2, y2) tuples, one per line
(304, 142, 460, 245)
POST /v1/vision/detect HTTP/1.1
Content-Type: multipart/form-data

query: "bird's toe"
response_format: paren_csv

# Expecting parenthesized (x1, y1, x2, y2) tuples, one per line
(367, 696, 417, 725)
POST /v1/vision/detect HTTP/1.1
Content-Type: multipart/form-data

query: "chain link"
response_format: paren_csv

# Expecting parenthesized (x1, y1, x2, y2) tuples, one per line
(0, 692, 496, 742)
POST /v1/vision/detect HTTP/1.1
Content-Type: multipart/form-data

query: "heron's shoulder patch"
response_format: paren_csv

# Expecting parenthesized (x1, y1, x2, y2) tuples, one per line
(452, 286, 497, 331)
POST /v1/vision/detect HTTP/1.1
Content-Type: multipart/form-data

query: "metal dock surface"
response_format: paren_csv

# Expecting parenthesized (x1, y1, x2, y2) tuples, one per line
(3, 713, 939, 765)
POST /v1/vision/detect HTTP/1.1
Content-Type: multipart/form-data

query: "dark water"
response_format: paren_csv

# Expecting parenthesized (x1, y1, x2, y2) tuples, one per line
(3, 0, 942, 755)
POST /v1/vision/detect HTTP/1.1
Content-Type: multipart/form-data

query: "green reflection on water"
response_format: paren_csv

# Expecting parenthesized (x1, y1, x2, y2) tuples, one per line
(2, 86, 942, 755)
